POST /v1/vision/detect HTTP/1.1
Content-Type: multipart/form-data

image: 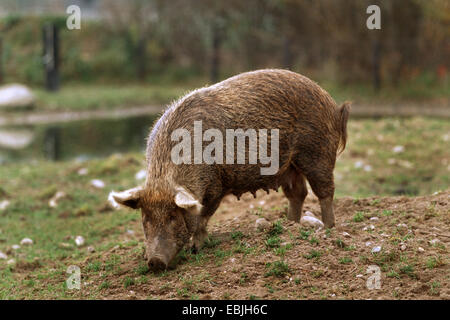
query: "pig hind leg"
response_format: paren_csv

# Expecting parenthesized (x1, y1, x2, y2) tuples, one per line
(282, 171, 308, 222)
(303, 164, 336, 228)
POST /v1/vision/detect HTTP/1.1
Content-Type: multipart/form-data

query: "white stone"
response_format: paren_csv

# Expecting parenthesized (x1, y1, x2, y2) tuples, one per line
(363, 165, 372, 172)
(0, 200, 10, 211)
(300, 216, 324, 229)
(354, 160, 364, 169)
(135, 170, 146, 180)
(20, 238, 33, 245)
(0, 251, 7, 259)
(11, 244, 20, 250)
(77, 168, 89, 176)
(255, 218, 270, 231)
(365, 241, 373, 247)
(126, 229, 135, 235)
(48, 191, 66, 208)
(356, 274, 364, 278)
(370, 217, 379, 221)
(392, 145, 405, 153)
(442, 134, 450, 142)
(75, 235, 85, 246)
(0, 84, 35, 109)
(342, 232, 351, 238)
(398, 160, 413, 169)
(429, 238, 440, 245)
(417, 247, 425, 252)
(90, 179, 105, 189)
(371, 246, 382, 253)
(6, 259, 16, 266)
(304, 211, 315, 217)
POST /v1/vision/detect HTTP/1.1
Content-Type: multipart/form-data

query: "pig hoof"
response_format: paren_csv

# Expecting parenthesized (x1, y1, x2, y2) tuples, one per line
(324, 221, 335, 229)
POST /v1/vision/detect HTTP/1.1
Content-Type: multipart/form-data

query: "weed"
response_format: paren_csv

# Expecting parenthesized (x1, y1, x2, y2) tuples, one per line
(265, 261, 291, 277)
(304, 250, 322, 260)
(353, 211, 365, 222)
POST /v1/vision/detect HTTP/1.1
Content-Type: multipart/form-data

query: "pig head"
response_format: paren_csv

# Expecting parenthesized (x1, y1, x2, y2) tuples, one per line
(108, 185, 203, 271)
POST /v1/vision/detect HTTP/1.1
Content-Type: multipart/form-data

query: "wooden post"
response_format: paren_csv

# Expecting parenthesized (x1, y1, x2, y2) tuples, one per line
(43, 23, 60, 91)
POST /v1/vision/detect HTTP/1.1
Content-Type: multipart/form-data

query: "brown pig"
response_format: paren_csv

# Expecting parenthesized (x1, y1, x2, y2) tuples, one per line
(109, 69, 350, 271)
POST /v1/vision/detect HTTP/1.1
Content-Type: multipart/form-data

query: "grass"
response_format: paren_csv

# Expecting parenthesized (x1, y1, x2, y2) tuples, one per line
(267, 221, 284, 237)
(399, 264, 416, 279)
(33, 84, 193, 112)
(334, 117, 449, 197)
(304, 250, 322, 260)
(123, 277, 135, 289)
(353, 212, 365, 222)
(265, 261, 291, 278)
(320, 75, 450, 104)
(203, 236, 221, 249)
(265, 236, 281, 248)
(26, 77, 450, 113)
(339, 257, 353, 264)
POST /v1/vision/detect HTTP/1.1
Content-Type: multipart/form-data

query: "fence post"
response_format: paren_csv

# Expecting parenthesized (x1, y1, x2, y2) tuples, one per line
(43, 23, 60, 91)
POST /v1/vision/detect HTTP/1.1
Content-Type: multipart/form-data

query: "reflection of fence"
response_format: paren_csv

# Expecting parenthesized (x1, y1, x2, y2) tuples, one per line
(43, 127, 60, 160)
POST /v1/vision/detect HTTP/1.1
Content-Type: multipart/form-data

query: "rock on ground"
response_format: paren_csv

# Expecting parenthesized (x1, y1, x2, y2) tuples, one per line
(0, 84, 35, 110)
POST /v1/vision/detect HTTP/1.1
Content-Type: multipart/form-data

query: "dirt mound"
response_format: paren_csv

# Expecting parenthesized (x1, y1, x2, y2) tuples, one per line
(80, 190, 449, 300)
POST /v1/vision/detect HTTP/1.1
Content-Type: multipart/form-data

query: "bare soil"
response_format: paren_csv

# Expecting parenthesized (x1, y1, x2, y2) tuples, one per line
(59, 189, 448, 300)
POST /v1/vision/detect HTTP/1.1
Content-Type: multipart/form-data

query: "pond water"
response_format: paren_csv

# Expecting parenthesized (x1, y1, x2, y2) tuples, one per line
(0, 115, 159, 164)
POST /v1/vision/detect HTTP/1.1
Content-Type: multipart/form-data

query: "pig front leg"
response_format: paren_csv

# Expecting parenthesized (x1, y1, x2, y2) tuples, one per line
(192, 220, 209, 253)
(282, 172, 308, 222)
(190, 197, 221, 252)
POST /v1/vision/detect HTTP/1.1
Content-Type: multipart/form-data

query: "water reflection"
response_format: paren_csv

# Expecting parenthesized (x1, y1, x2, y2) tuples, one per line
(0, 115, 158, 164)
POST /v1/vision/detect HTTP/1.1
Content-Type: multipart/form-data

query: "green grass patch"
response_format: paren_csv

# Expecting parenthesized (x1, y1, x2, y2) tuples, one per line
(265, 261, 291, 278)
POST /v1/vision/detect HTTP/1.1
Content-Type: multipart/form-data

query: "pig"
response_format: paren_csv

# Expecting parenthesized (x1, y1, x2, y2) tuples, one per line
(109, 69, 350, 271)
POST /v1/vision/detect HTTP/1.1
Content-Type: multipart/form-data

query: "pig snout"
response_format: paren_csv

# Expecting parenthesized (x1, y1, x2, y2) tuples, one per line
(145, 235, 179, 272)
(147, 255, 167, 271)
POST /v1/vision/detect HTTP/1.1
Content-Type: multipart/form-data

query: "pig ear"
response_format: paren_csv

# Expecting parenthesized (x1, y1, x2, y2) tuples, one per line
(174, 186, 202, 215)
(108, 186, 143, 210)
